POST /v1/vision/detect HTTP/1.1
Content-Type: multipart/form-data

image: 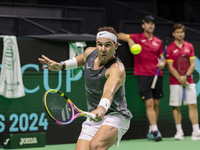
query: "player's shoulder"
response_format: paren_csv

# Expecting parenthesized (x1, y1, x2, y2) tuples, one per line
(166, 42, 175, 52)
(183, 40, 193, 47)
(109, 59, 125, 73)
(153, 35, 162, 43)
(85, 47, 96, 52)
(105, 58, 126, 84)
(167, 42, 174, 48)
(84, 47, 96, 58)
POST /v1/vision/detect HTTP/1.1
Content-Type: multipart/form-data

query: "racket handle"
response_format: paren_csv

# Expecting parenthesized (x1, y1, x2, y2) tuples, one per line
(183, 88, 186, 101)
(151, 74, 158, 89)
(151, 48, 166, 89)
(151, 76, 157, 89)
(83, 112, 96, 120)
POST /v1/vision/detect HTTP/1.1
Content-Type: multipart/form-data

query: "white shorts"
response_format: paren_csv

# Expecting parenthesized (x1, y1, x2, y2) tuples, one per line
(78, 112, 130, 147)
(169, 83, 197, 106)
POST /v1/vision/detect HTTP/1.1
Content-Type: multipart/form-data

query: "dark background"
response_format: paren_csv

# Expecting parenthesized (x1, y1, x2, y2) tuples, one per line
(0, 0, 200, 41)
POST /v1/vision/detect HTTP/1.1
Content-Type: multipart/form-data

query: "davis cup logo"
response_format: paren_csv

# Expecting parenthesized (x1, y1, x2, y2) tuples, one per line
(4, 38, 15, 70)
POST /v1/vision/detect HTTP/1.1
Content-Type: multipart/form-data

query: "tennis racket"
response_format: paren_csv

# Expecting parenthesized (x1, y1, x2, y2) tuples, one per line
(151, 48, 166, 89)
(43, 89, 96, 125)
(177, 55, 190, 101)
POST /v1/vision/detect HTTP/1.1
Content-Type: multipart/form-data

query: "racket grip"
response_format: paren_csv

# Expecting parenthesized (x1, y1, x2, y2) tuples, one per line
(183, 88, 186, 101)
(151, 75, 158, 89)
(151, 48, 166, 89)
(84, 112, 96, 120)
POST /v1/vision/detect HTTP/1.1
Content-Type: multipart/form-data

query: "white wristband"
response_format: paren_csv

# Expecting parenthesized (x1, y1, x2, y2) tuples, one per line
(63, 57, 78, 70)
(98, 98, 111, 111)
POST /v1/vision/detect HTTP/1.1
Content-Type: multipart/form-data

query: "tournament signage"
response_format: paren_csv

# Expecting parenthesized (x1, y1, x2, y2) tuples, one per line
(3, 132, 45, 149)
(0, 37, 93, 146)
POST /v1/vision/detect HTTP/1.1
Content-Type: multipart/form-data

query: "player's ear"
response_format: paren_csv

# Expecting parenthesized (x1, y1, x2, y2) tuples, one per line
(172, 32, 175, 37)
(141, 23, 144, 29)
(115, 42, 119, 50)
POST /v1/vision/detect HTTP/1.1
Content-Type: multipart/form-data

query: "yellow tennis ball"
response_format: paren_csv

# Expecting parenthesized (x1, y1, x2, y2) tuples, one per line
(130, 44, 142, 54)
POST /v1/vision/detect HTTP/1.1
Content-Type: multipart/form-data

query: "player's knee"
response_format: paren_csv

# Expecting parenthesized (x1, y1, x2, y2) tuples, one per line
(173, 106, 180, 112)
(89, 140, 100, 150)
(145, 99, 154, 108)
(154, 103, 159, 109)
(89, 141, 105, 150)
(89, 139, 110, 150)
(188, 103, 197, 109)
(154, 100, 160, 107)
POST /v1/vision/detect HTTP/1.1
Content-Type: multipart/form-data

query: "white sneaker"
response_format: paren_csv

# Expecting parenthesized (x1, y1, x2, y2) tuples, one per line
(191, 131, 200, 141)
(174, 131, 184, 140)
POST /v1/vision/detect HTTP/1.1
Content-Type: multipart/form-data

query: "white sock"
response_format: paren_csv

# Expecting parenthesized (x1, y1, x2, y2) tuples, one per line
(151, 124, 158, 132)
(148, 125, 152, 133)
(176, 124, 183, 132)
(192, 124, 200, 133)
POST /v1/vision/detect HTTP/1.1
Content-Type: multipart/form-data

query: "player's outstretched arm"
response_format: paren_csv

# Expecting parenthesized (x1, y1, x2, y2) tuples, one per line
(117, 33, 129, 42)
(38, 55, 62, 71)
(38, 47, 96, 71)
(118, 33, 136, 49)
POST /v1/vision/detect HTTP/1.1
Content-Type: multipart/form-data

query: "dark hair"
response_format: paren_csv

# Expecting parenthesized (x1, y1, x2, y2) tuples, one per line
(97, 26, 118, 38)
(172, 24, 186, 32)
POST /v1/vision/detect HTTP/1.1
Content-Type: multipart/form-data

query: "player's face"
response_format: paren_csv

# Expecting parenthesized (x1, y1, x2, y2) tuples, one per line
(142, 21, 155, 33)
(173, 28, 185, 41)
(96, 37, 118, 62)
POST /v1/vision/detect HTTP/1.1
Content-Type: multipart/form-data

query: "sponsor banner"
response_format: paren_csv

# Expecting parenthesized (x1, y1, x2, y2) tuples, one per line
(3, 132, 45, 149)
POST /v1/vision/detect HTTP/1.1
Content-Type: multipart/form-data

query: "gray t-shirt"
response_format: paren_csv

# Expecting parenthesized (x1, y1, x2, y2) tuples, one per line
(84, 49, 132, 119)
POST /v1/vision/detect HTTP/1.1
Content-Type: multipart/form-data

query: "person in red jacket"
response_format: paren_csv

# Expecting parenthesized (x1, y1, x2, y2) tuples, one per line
(118, 15, 166, 141)
(166, 23, 200, 141)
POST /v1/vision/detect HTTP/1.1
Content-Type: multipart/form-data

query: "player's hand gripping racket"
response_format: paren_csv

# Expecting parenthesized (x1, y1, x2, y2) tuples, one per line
(151, 48, 166, 89)
(43, 89, 96, 125)
(177, 55, 190, 101)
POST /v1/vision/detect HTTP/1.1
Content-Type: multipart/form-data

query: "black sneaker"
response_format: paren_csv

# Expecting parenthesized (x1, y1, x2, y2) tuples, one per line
(152, 131, 162, 142)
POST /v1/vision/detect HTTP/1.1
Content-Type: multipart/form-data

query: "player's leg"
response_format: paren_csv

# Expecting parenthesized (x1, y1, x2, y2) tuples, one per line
(169, 85, 184, 140)
(153, 76, 163, 121)
(90, 112, 130, 149)
(146, 76, 163, 141)
(173, 106, 182, 125)
(153, 99, 160, 121)
(90, 125, 118, 150)
(75, 139, 90, 150)
(76, 118, 101, 150)
(188, 103, 200, 140)
(188, 104, 198, 125)
(138, 75, 162, 141)
(145, 98, 157, 126)
(145, 98, 161, 141)
(173, 106, 184, 140)
(185, 83, 200, 141)
(76, 130, 118, 150)
(138, 75, 157, 126)
(138, 76, 162, 141)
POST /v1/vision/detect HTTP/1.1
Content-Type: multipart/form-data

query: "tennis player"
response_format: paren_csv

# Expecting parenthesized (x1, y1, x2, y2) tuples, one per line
(38, 26, 133, 150)
(166, 23, 200, 141)
(117, 15, 165, 141)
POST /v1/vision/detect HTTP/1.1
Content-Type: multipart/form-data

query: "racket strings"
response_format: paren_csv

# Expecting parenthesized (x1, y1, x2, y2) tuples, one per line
(46, 92, 72, 122)
(178, 56, 190, 75)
